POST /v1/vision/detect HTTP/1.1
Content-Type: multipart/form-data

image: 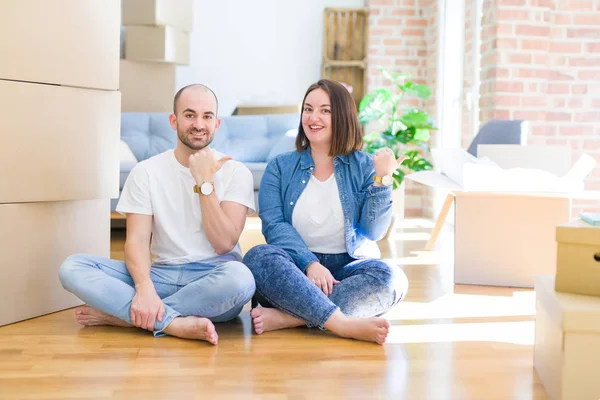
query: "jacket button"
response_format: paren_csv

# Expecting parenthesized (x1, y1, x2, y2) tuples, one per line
(302, 180, 306, 184)
(290, 202, 294, 206)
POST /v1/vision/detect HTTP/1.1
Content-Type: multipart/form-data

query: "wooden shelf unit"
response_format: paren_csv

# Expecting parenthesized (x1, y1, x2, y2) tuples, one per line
(321, 8, 368, 108)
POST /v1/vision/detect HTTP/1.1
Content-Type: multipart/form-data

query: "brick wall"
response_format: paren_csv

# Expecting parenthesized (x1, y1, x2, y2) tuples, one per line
(368, 0, 600, 218)
(478, 0, 600, 215)
(367, 0, 439, 217)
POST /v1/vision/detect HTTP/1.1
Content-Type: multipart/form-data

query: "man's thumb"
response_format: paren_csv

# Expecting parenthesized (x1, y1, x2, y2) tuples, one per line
(218, 156, 233, 167)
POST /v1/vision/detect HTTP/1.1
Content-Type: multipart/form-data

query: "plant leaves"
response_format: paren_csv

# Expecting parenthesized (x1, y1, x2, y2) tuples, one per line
(399, 81, 432, 100)
(380, 68, 410, 85)
(413, 128, 430, 142)
(399, 109, 430, 128)
(358, 88, 392, 125)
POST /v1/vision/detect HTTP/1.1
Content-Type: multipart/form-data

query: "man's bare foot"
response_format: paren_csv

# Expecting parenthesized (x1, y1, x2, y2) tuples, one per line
(163, 316, 218, 345)
(74, 306, 132, 327)
(250, 306, 305, 334)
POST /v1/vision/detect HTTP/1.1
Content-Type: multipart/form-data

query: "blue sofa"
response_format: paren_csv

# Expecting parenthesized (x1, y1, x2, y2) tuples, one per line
(113, 112, 301, 212)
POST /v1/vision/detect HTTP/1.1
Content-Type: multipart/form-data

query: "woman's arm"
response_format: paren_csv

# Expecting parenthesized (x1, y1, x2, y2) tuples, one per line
(258, 159, 319, 271)
(356, 166, 394, 242)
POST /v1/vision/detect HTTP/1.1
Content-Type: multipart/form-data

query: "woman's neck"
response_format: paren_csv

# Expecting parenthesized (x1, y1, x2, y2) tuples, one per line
(310, 144, 333, 167)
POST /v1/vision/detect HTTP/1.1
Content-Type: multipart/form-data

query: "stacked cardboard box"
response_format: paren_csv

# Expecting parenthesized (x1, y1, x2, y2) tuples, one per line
(120, 0, 194, 112)
(533, 219, 600, 399)
(0, 0, 120, 326)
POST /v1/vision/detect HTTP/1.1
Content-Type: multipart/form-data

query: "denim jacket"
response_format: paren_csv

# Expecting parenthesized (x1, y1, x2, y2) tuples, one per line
(258, 147, 393, 271)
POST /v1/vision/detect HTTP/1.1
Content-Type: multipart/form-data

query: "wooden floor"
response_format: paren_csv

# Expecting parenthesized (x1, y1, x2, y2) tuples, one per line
(0, 216, 547, 400)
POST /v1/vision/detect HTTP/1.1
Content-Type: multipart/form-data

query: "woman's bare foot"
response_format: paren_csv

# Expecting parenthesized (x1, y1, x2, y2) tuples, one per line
(163, 316, 218, 345)
(74, 306, 132, 327)
(325, 311, 390, 345)
(250, 306, 305, 334)
(338, 317, 390, 345)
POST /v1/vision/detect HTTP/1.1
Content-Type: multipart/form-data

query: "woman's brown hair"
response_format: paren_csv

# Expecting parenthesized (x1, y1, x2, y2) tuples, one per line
(295, 79, 363, 156)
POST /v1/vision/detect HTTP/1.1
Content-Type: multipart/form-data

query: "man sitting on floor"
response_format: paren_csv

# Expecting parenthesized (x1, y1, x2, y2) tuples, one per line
(59, 84, 256, 345)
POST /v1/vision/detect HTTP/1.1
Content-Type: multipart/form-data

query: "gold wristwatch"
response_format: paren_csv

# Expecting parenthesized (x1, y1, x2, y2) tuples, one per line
(373, 175, 393, 186)
(193, 182, 215, 195)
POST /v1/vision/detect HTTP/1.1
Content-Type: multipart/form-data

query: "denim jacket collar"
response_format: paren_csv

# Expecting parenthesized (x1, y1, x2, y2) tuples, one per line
(299, 147, 350, 170)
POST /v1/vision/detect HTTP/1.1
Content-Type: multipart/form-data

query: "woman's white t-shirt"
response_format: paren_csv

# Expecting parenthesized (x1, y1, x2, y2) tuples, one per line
(116, 148, 255, 265)
(291, 173, 347, 254)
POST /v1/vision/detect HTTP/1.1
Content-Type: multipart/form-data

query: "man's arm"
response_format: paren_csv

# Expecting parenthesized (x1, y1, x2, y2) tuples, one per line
(188, 148, 252, 255)
(124, 213, 153, 285)
(198, 196, 248, 255)
(124, 213, 165, 331)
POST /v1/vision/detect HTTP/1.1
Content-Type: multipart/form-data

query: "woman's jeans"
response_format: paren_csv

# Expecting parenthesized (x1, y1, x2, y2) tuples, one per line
(242, 244, 409, 329)
(58, 254, 256, 337)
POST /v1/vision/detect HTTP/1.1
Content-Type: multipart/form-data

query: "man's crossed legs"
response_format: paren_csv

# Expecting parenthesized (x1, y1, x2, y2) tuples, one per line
(58, 254, 255, 345)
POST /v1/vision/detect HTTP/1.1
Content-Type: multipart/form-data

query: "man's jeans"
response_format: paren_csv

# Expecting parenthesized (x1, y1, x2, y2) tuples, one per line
(59, 254, 256, 336)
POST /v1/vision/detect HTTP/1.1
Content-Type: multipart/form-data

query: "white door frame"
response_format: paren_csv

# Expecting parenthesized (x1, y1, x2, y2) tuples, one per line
(432, 0, 466, 225)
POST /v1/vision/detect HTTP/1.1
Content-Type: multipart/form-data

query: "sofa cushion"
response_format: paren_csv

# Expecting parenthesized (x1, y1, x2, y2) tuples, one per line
(120, 161, 137, 190)
(121, 112, 175, 162)
(213, 137, 274, 162)
(244, 162, 267, 190)
(267, 129, 298, 161)
(212, 114, 299, 163)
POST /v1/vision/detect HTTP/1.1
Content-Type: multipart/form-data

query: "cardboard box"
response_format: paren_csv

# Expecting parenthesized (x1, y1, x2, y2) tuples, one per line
(555, 219, 600, 296)
(0, 199, 110, 327)
(408, 145, 600, 288)
(122, 0, 194, 32)
(125, 25, 190, 65)
(0, 0, 119, 90)
(120, 60, 177, 112)
(0, 80, 120, 203)
(534, 275, 600, 400)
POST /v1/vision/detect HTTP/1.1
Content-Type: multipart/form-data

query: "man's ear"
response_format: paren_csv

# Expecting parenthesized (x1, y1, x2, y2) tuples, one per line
(169, 113, 177, 130)
(214, 117, 221, 131)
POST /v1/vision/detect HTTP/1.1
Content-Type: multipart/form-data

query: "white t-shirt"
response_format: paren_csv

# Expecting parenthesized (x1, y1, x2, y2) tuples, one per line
(292, 174, 347, 254)
(116, 148, 255, 265)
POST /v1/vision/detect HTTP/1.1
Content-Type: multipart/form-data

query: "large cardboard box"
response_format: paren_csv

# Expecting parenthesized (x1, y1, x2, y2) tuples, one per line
(0, 199, 110, 327)
(555, 219, 600, 296)
(120, 60, 177, 112)
(534, 275, 600, 400)
(0, 0, 120, 90)
(408, 145, 599, 288)
(122, 0, 194, 32)
(0, 80, 120, 203)
(125, 25, 190, 65)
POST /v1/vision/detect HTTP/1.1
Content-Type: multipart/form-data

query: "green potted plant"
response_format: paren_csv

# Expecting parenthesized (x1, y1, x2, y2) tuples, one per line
(359, 68, 436, 189)
(358, 68, 436, 237)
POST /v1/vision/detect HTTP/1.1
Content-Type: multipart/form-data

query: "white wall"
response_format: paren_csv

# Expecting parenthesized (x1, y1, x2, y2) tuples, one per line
(176, 0, 365, 116)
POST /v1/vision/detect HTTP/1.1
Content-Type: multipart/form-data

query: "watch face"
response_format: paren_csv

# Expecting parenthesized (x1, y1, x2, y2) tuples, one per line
(382, 175, 393, 186)
(200, 182, 214, 195)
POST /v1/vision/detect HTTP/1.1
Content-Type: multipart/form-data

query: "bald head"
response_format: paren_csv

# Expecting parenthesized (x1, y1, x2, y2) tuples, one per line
(173, 84, 219, 115)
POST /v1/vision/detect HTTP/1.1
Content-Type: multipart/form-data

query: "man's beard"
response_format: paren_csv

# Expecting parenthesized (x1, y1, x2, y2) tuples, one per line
(178, 127, 214, 151)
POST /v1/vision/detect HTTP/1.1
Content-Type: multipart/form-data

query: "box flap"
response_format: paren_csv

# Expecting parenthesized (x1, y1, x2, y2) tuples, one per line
(478, 144, 572, 176)
(536, 275, 600, 333)
(556, 219, 600, 246)
(408, 146, 598, 198)
(431, 148, 479, 187)
(405, 170, 462, 191)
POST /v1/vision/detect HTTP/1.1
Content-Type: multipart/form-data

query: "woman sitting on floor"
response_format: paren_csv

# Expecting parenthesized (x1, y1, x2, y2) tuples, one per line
(242, 79, 409, 345)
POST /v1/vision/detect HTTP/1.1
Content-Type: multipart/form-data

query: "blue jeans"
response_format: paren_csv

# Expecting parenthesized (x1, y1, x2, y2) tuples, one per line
(242, 244, 408, 329)
(58, 254, 256, 337)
